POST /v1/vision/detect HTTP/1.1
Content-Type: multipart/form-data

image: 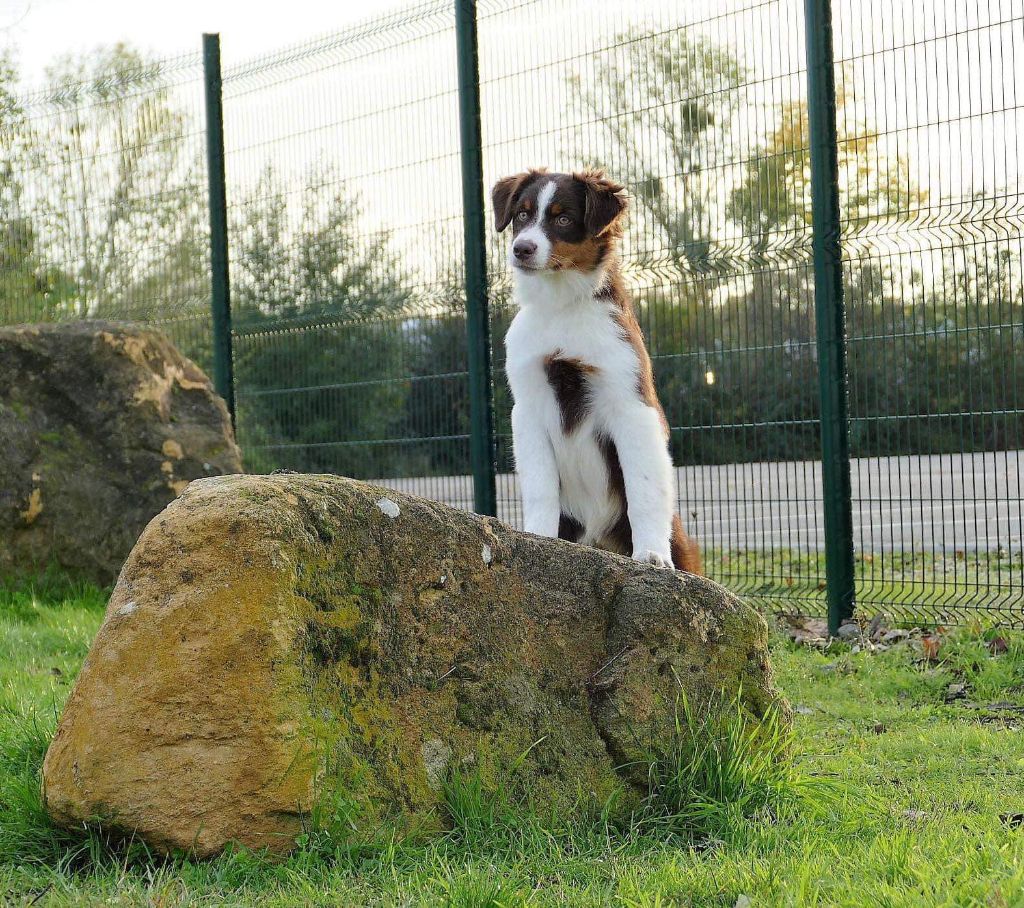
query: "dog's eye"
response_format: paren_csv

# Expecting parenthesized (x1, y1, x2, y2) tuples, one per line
(555, 215, 572, 227)
(516, 210, 529, 221)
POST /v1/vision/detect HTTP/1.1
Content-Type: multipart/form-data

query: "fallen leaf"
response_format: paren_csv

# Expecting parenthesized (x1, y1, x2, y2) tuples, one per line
(989, 636, 1009, 655)
(922, 635, 941, 662)
(867, 614, 886, 640)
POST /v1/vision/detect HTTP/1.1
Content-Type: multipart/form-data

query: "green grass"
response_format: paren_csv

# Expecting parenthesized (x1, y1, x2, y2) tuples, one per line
(2, 578, 1024, 906)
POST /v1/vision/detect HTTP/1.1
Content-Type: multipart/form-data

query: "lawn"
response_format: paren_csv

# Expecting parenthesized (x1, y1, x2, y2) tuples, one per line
(2, 575, 1024, 907)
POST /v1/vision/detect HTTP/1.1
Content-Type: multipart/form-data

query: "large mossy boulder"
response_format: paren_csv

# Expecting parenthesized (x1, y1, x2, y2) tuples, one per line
(0, 321, 242, 584)
(42, 474, 785, 857)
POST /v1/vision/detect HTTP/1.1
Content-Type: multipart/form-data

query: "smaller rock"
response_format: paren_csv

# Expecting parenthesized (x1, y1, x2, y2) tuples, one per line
(375, 497, 401, 518)
(881, 629, 911, 645)
(837, 622, 861, 641)
(944, 682, 968, 702)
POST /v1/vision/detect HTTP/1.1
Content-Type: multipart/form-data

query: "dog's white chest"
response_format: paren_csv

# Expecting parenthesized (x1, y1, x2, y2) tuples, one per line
(505, 296, 640, 539)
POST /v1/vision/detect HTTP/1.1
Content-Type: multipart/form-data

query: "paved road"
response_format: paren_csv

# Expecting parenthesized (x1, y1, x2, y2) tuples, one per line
(376, 450, 1022, 552)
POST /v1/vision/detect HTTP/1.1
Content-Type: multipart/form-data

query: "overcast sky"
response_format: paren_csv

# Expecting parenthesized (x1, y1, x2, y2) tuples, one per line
(0, 0, 406, 86)
(3, 0, 1018, 285)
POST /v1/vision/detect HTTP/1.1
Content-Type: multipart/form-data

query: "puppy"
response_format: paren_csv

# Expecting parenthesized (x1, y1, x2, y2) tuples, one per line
(493, 168, 700, 572)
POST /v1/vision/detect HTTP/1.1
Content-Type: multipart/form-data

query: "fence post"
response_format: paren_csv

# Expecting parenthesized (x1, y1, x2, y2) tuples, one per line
(202, 33, 236, 427)
(454, 0, 497, 516)
(804, 0, 855, 634)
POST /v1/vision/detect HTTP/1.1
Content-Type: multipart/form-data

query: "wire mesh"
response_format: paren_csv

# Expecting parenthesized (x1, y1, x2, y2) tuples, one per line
(0, 50, 212, 368)
(834, 0, 1024, 623)
(220, 2, 475, 510)
(0, 1, 1020, 625)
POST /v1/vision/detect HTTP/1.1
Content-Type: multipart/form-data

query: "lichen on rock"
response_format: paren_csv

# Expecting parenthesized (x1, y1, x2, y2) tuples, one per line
(41, 474, 787, 857)
(0, 321, 242, 583)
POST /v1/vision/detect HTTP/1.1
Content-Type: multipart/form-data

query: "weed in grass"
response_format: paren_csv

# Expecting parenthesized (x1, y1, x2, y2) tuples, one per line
(630, 685, 830, 843)
(442, 764, 515, 842)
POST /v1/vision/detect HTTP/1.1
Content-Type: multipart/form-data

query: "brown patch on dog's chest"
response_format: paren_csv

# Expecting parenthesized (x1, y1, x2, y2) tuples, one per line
(544, 354, 597, 434)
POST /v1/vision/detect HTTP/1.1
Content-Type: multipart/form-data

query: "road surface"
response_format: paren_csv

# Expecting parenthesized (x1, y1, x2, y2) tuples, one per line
(376, 450, 1022, 552)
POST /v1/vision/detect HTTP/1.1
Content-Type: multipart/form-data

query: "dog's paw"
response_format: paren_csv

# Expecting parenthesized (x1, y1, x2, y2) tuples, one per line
(633, 549, 673, 569)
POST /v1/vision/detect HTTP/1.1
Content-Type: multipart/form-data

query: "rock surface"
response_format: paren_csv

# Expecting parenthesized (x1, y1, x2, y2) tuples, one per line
(0, 321, 242, 583)
(42, 474, 786, 857)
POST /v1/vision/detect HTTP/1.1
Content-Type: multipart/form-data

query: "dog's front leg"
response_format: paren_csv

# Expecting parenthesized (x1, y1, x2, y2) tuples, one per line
(609, 404, 675, 567)
(511, 402, 561, 537)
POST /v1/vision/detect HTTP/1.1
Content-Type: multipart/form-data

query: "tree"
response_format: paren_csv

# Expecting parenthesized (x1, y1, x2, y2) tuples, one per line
(0, 53, 73, 323)
(231, 165, 416, 478)
(573, 32, 746, 275)
(728, 77, 926, 257)
(26, 44, 206, 319)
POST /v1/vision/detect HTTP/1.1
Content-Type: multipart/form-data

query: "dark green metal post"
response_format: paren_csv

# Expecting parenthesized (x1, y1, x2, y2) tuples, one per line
(454, 0, 497, 516)
(804, 0, 855, 634)
(203, 33, 235, 426)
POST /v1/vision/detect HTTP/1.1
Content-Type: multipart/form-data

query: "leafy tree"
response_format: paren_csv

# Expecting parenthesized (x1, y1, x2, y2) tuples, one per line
(230, 165, 416, 478)
(573, 32, 746, 274)
(727, 76, 927, 256)
(26, 44, 205, 319)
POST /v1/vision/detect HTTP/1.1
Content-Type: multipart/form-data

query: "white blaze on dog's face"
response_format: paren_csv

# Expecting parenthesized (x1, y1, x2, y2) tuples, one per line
(491, 169, 627, 275)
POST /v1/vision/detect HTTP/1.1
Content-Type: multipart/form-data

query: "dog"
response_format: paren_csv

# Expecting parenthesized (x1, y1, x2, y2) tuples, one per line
(492, 167, 701, 573)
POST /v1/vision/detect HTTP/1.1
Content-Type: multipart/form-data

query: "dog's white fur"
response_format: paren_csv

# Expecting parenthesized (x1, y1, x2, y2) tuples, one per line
(504, 179, 676, 567)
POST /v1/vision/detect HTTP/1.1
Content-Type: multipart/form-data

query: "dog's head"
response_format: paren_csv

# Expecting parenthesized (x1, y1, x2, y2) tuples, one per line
(491, 168, 627, 274)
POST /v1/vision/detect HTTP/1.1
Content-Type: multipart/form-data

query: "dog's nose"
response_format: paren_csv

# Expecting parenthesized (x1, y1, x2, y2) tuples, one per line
(513, 239, 537, 261)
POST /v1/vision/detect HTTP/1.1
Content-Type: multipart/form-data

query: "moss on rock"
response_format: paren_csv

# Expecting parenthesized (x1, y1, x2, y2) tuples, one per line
(0, 321, 242, 584)
(41, 474, 787, 857)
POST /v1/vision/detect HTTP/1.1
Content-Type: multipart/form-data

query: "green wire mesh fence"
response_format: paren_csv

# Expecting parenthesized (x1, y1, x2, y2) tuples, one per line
(0, 0, 1021, 625)
(0, 49, 213, 366)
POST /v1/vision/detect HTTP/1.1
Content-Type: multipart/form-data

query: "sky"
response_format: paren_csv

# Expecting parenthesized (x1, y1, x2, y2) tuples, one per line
(0, 0, 407, 87)
(3, 0, 1020, 294)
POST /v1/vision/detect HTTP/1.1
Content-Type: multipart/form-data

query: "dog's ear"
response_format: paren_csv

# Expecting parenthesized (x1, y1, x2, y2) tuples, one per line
(577, 170, 628, 237)
(491, 171, 534, 232)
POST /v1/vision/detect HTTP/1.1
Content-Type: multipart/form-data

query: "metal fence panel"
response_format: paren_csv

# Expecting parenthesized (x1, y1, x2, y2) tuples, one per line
(0, 1, 1021, 626)
(218, 2, 475, 512)
(834, 0, 1024, 623)
(0, 51, 211, 365)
